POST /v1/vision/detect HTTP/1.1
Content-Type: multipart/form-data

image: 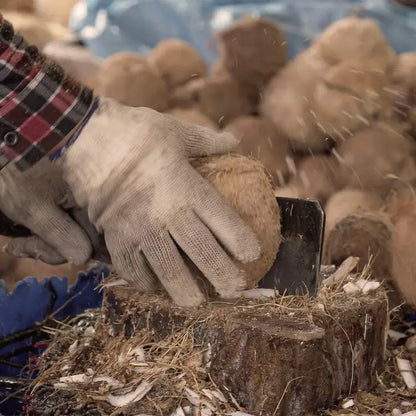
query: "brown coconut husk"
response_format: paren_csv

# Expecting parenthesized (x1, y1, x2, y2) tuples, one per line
(276, 155, 341, 203)
(388, 52, 416, 137)
(260, 17, 396, 153)
(314, 16, 397, 70)
(166, 107, 218, 130)
(324, 189, 384, 237)
(148, 39, 207, 89)
(216, 16, 287, 105)
(169, 74, 252, 127)
(196, 75, 251, 127)
(169, 75, 251, 127)
(335, 122, 416, 196)
(0, 0, 33, 12)
(94, 52, 169, 111)
(390, 196, 416, 306)
(33, 0, 79, 26)
(260, 49, 333, 152)
(168, 78, 205, 108)
(191, 154, 281, 289)
(224, 115, 289, 186)
(323, 189, 391, 280)
(0, 11, 69, 49)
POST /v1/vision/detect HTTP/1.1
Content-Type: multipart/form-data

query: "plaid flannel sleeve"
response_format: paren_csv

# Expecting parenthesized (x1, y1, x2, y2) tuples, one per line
(0, 13, 94, 171)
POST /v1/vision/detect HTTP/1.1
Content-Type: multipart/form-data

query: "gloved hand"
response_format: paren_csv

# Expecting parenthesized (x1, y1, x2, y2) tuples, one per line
(59, 97, 261, 306)
(0, 159, 93, 265)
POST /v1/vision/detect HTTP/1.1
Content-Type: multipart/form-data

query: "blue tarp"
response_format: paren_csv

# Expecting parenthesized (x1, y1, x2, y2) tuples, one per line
(70, 0, 416, 61)
(0, 263, 109, 415)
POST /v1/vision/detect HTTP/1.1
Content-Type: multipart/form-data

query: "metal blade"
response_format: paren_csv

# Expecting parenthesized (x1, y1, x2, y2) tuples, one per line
(258, 197, 325, 296)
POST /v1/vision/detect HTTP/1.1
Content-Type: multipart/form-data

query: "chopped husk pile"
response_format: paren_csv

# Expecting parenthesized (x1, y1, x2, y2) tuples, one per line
(26, 261, 415, 416)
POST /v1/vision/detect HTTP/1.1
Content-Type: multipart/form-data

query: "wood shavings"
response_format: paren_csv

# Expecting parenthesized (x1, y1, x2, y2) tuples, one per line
(323, 256, 359, 286)
(343, 279, 381, 294)
(342, 399, 355, 408)
(389, 330, 407, 342)
(170, 408, 186, 416)
(406, 335, 416, 352)
(68, 339, 78, 353)
(239, 288, 278, 299)
(396, 358, 416, 390)
(54, 373, 122, 389)
(103, 381, 153, 408)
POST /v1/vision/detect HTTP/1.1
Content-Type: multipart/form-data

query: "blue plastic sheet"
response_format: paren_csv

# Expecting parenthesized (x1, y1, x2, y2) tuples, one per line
(0, 263, 109, 415)
(70, 0, 416, 62)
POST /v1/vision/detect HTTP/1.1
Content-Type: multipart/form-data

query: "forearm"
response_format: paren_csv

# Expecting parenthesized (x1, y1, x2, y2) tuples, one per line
(0, 13, 95, 172)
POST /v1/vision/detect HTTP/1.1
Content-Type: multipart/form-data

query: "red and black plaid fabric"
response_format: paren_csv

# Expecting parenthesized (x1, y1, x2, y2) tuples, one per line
(0, 14, 94, 171)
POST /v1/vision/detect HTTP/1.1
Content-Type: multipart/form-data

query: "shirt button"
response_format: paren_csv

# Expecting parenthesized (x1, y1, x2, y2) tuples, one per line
(3, 131, 18, 146)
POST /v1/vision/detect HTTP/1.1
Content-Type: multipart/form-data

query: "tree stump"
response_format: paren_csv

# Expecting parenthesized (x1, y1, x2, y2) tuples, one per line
(103, 284, 388, 416)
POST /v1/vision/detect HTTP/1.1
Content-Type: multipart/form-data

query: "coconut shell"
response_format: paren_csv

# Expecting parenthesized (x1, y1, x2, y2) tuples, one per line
(225, 116, 289, 186)
(217, 16, 287, 104)
(391, 197, 416, 306)
(167, 108, 217, 130)
(336, 122, 416, 196)
(95, 52, 169, 111)
(191, 154, 281, 289)
(148, 39, 206, 89)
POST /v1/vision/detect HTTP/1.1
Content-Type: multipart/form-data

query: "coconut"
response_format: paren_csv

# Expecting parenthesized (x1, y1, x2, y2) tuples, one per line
(261, 17, 396, 152)
(196, 75, 251, 127)
(260, 50, 332, 152)
(166, 108, 217, 130)
(33, 0, 79, 26)
(276, 155, 341, 203)
(169, 78, 205, 108)
(336, 122, 416, 196)
(148, 39, 206, 89)
(224, 116, 289, 186)
(191, 154, 281, 289)
(168, 75, 251, 126)
(323, 189, 391, 279)
(217, 16, 287, 104)
(390, 197, 416, 306)
(388, 52, 416, 136)
(0, 11, 69, 49)
(314, 16, 396, 70)
(324, 189, 384, 236)
(0, 0, 33, 12)
(94, 52, 169, 111)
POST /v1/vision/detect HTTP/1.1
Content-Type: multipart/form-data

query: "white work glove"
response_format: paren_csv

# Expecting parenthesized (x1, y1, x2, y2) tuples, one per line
(59, 97, 261, 306)
(0, 159, 93, 265)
